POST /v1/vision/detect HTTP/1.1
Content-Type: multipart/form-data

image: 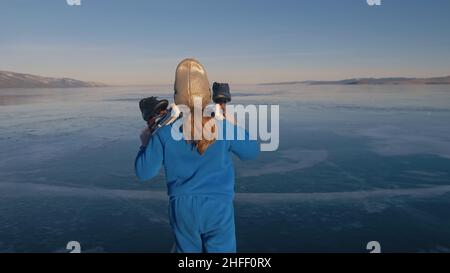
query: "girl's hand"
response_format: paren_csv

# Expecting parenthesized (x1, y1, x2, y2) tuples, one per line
(223, 104, 236, 125)
(140, 126, 152, 147)
(147, 116, 157, 129)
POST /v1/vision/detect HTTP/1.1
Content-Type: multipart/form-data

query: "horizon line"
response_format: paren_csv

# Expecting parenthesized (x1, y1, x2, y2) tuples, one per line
(2, 69, 450, 87)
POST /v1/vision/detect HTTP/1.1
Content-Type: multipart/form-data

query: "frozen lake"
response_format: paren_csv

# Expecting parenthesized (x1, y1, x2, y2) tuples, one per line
(1, 84, 450, 252)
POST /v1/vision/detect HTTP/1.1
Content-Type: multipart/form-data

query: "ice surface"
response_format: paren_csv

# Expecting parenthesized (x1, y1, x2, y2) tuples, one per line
(1, 84, 450, 252)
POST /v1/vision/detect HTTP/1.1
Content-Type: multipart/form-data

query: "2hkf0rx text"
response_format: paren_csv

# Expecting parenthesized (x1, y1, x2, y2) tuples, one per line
(223, 257, 271, 269)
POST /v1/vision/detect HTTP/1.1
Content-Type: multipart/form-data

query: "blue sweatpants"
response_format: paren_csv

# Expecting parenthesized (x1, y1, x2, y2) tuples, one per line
(168, 195, 236, 253)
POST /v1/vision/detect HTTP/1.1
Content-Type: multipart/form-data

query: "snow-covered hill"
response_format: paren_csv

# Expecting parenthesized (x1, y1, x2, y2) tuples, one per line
(0, 71, 107, 88)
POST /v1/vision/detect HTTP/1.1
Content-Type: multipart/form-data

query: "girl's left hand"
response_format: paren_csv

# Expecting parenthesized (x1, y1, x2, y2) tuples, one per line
(140, 126, 152, 147)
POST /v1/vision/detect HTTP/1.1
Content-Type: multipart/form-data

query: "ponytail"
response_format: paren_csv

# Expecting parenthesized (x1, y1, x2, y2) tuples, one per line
(184, 110, 216, 155)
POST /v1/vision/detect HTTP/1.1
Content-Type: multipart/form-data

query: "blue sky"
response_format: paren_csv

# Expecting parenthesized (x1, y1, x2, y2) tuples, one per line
(1, 0, 450, 85)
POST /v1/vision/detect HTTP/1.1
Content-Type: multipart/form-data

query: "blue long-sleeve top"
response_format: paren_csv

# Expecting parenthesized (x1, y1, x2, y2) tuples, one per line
(135, 120, 260, 198)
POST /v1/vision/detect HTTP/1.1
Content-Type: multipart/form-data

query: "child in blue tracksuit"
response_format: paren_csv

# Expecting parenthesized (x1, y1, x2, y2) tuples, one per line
(135, 119, 259, 253)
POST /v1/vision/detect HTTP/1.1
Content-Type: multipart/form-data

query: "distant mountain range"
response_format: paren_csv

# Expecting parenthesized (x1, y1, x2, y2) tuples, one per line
(0, 71, 107, 88)
(261, 76, 450, 86)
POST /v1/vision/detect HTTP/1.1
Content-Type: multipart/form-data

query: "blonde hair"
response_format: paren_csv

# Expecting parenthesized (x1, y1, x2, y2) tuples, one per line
(184, 108, 216, 155)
